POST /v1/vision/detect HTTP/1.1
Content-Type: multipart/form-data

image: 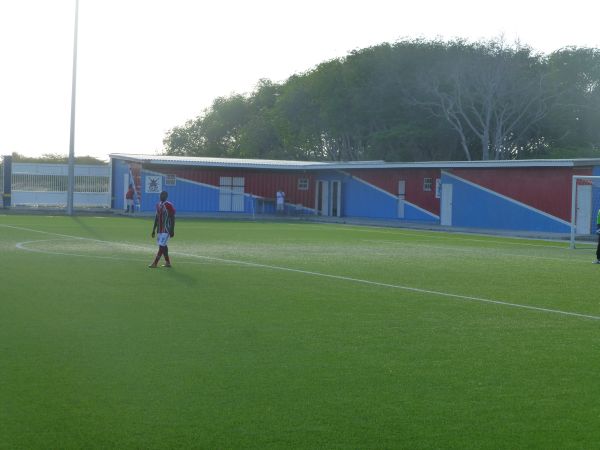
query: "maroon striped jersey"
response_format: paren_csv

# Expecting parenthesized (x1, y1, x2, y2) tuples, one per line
(155, 200, 175, 234)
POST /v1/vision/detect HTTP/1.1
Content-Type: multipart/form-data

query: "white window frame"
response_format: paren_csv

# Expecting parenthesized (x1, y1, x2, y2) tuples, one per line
(423, 177, 433, 192)
(165, 174, 177, 186)
(298, 178, 309, 190)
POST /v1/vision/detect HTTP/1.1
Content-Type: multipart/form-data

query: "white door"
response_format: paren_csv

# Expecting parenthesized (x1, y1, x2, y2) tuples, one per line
(231, 177, 245, 212)
(123, 174, 129, 209)
(316, 180, 329, 216)
(576, 184, 592, 234)
(331, 180, 341, 217)
(441, 183, 453, 226)
(219, 177, 232, 211)
(398, 180, 406, 218)
(219, 176, 246, 212)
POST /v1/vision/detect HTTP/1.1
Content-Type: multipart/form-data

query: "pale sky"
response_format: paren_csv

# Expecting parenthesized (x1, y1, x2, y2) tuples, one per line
(1, 0, 599, 161)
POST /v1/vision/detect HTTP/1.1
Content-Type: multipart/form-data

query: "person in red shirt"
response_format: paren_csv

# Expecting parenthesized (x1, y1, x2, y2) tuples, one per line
(149, 191, 176, 268)
(125, 184, 135, 213)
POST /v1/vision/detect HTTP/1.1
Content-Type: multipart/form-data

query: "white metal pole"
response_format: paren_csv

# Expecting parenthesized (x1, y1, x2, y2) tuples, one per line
(66, 0, 79, 215)
(570, 176, 579, 249)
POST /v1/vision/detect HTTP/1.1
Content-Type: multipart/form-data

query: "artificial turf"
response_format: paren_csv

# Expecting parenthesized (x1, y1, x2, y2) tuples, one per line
(1, 214, 600, 449)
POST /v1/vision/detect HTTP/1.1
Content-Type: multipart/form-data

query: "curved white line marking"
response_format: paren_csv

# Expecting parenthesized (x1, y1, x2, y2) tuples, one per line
(16, 239, 144, 262)
(6, 223, 600, 321)
(15, 238, 235, 266)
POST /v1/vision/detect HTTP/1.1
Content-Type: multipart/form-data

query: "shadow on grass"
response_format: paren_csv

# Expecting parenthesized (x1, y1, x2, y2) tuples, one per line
(155, 265, 198, 287)
(71, 216, 108, 241)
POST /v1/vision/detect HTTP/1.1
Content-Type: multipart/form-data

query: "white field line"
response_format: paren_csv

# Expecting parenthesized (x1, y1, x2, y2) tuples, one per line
(286, 223, 591, 249)
(15, 239, 215, 266)
(4, 223, 600, 321)
(16, 239, 150, 262)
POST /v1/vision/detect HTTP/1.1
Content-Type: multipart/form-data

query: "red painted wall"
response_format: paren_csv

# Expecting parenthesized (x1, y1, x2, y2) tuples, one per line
(448, 167, 592, 221)
(148, 165, 317, 208)
(144, 163, 593, 221)
(347, 168, 442, 215)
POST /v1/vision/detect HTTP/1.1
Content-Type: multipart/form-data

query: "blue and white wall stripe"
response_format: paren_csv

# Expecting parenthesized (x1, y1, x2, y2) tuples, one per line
(441, 171, 571, 233)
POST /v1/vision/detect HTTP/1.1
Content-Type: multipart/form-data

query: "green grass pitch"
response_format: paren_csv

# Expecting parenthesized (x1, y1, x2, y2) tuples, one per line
(2, 214, 600, 449)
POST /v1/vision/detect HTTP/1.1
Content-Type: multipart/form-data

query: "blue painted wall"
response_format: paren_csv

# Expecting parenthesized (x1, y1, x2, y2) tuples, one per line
(112, 159, 129, 210)
(137, 170, 290, 214)
(139, 170, 220, 213)
(583, 167, 600, 231)
(442, 173, 570, 233)
(114, 160, 314, 215)
(337, 172, 438, 222)
(113, 157, 594, 235)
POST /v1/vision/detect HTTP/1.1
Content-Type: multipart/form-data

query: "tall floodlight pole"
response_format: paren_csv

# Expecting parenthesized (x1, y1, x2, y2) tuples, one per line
(66, 0, 79, 215)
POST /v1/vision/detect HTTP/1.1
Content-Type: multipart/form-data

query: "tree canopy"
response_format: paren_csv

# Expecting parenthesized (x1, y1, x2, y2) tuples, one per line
(163, 39, 600, 161)
(6, 153, 107, 165)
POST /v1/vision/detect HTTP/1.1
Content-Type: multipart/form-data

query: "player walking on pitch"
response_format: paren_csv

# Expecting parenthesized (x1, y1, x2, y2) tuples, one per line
(149, 190, 176, 268)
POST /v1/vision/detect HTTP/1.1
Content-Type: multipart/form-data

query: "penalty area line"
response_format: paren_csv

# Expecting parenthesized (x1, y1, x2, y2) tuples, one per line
(172, 251, 600, 322)
(6, 223, 600, 322)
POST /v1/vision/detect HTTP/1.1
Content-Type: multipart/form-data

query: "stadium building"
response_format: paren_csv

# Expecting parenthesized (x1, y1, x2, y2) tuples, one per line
(110, 154, 600, 235)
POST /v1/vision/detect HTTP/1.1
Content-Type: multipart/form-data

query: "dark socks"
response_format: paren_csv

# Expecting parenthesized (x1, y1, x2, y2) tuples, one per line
(153, 246, 164, 265)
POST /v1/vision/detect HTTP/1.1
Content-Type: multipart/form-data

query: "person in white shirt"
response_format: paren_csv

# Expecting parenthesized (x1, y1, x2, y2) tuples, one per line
(276, 189, 285, 213)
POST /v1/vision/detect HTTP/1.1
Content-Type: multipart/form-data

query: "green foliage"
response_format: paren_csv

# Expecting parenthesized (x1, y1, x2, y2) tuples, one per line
(540, 47, 600, 152)
(163, 39, 600, 162)
(526, 146, 600, 159)
(10, 152, 107, 165)
(3, 215, 600, 448)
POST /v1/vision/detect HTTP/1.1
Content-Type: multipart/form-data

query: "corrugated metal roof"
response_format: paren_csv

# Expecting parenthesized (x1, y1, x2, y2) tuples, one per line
(109, 153, 331, 169)
(320, 158, 600, 169)
(109, 153, 600, 170)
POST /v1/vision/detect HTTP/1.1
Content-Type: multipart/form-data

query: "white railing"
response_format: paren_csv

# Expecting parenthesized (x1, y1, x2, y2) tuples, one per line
(10, 163, 110, 207)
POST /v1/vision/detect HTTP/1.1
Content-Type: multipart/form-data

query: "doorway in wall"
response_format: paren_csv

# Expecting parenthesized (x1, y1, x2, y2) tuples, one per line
(440, 183, 453, 226)
(315, 180, 341, 217)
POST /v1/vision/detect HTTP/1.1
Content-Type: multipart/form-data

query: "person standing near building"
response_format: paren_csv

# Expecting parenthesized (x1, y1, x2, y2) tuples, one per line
(125, 184, 135, 213)
(276, 189, 285, 214)
(149, 190, 176, 268)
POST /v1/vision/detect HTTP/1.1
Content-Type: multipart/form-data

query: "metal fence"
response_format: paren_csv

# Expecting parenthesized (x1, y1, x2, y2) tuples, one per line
(11, 174, 109, 192)
(10, 163, 110, 207)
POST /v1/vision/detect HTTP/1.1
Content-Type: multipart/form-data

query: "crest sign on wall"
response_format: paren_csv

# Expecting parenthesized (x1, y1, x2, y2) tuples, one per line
(145, 175, 162, 193)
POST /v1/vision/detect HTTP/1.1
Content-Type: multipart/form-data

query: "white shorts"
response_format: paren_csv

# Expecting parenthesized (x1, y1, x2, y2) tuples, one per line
(156, 233, 170, 246)
(126, 199, 134, 207)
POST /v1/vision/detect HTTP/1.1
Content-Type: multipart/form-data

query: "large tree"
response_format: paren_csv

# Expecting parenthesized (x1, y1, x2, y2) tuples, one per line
(539, 47, 600, 156)
(409, 40, 555, 160)
(163, 38, 600, 162)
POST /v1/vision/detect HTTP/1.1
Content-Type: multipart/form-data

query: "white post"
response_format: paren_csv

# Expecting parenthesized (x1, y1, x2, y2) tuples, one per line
(570, 175, 600, 249)
(570, 176, 578, 249)
(66, 0, 79, 215)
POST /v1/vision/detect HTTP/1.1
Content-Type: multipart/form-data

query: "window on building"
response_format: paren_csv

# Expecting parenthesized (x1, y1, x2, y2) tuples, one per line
(298, 178, 309, 190)
(423, 177, 433, 192)
(165, 174, 177, 186)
